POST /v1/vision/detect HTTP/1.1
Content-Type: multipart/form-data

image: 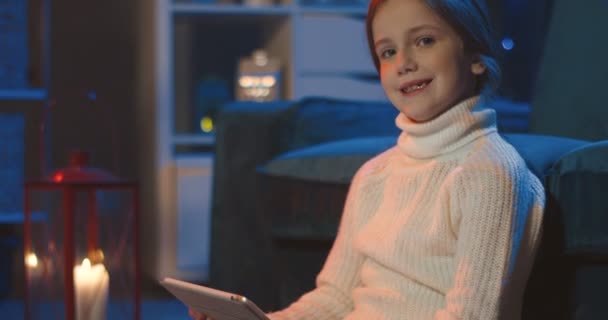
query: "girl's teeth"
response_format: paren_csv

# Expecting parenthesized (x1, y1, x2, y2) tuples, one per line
(404, 82, 426, 93)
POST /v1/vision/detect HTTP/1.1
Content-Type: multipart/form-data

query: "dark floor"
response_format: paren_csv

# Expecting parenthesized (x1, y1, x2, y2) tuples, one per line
(0, 277, 189, 319)
(0, 270, 192, 319)
(0, 298, 189, 319)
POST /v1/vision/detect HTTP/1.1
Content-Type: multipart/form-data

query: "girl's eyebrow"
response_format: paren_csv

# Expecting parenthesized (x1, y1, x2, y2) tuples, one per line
(408, 24, 441, 34)
(374, 24, 441, 47)
(374, 38, 391, 48)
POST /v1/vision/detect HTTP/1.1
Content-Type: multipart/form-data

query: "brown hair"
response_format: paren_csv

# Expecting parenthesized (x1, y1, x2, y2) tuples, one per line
(365, 0, 501, 94)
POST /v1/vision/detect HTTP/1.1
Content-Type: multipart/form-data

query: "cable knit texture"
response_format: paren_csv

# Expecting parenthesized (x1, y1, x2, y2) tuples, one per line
(268, 96, 545, 320)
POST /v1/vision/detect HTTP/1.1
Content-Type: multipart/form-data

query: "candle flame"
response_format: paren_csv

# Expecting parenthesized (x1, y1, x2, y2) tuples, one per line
(82, 258, 91, 269)
(25, 253, 38, 268)
(88, 249, 105, 264)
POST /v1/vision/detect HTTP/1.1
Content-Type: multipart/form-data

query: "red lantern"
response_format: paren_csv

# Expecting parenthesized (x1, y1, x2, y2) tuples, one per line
(24, 151, 140, 320)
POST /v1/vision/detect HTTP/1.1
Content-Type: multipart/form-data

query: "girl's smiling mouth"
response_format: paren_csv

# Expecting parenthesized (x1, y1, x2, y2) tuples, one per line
(400, 79, 433, 95)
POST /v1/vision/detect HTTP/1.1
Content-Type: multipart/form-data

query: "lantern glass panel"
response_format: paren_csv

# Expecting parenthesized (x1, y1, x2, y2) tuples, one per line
(26, 189, 67, 319)
(25, 184, 138, 320)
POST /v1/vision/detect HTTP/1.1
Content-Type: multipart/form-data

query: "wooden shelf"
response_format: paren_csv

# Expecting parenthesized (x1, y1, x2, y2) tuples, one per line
(0, 89, 48, 101)
(172, 3, 294, 16)
(172, 133, 216, 146)
(297, 4, 368, 16)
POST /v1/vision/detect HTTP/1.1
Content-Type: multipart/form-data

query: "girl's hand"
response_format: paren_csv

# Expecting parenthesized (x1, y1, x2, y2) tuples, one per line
(188, 308, 213, 320)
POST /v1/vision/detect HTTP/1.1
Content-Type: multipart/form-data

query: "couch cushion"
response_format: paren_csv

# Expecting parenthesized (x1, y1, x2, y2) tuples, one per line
(491, 99, 530, 133)
(286, 97, 531, 151)
(258, 136, 397, 184)
(261, 133, 589, 185)
(258, 133, 588, 183)
(548, 141, 608, 255)
(287, 97, 399, 150)
(502, 133, 589, 179)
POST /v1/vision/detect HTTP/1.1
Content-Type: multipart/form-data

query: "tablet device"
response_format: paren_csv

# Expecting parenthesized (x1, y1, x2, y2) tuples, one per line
(159, 277, 269, 320)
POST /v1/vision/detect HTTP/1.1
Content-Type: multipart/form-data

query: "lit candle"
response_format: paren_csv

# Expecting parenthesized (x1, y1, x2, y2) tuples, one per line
(73, 258, 109, 320)
(25, 252, 42, 280)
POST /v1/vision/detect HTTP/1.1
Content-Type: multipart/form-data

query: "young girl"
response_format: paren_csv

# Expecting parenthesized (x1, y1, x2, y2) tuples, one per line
(192, 0, 544, 319)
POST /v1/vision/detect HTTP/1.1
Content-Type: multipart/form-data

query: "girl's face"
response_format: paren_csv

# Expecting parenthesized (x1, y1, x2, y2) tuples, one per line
(372, 0, 486, 123)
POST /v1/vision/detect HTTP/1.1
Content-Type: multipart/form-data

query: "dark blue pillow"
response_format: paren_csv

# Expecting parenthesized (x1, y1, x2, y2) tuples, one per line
(288, 97, 399, 150)
(502, 133, 588, 179)
(259, 136, 396, 184)
(491, 99, 530, 133)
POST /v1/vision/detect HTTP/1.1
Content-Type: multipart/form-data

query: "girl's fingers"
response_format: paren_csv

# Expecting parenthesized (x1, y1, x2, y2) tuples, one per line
(188, 308, 202, 319)
(189, 308, 212, 320)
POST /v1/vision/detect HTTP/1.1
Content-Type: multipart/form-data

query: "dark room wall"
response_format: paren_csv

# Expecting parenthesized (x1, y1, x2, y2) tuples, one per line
(0, 0, 140, 297)
(530, 0, 608, 141)
(48, 0, 138, 179)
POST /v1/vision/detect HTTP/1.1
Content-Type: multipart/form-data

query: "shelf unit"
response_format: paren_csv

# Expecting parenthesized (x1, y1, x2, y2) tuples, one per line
(0, 0, 51, 231)
(138, 0, 384, 282)
(0, 89, 48, 101)
(0, 0, 51, 102)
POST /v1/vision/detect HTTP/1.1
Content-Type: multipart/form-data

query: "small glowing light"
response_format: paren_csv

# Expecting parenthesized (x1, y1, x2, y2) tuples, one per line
(501, 38, 515, 51)
(239, 76, 252, 88)
(261, 76, 276, 87)
(200, 117, 214, 133)
(87, 91, 97, 101)
(53, 173, 64, 183)
(25, 253, 38, 268)
(253, 53, 269, 67)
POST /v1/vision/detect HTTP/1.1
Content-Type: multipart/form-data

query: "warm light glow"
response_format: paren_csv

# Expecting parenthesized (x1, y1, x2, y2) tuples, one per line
(25, 253, 38, 268)
(53, 173, 64, 182)
(239, 76, 254, 88)
(253, 52, 269, 66)
(240, 75, 276, 90)
(200, 117, 213, 133)
(247, 87, 270, 98)
(261, 76, 276, 87)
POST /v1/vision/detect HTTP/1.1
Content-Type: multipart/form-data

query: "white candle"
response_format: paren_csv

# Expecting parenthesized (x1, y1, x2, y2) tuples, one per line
(73, 258, 109, 320)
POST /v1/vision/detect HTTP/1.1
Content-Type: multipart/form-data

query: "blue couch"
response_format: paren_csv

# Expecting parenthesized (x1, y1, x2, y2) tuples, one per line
(208, 97, 608, 318)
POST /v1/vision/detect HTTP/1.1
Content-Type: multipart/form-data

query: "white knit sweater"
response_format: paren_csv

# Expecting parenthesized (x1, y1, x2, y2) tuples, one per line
(268, 96, 545, 320)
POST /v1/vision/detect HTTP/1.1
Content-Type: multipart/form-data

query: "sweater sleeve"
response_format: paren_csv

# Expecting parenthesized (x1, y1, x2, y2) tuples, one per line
(268, 166, 372, 320)
(435, 161, 544, 320)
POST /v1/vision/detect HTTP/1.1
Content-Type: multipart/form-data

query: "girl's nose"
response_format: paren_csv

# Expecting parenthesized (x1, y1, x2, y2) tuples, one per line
(397, 51, 417, 75)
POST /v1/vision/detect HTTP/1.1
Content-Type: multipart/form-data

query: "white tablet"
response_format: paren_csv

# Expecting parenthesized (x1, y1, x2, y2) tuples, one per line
(159, 277, 270, 320)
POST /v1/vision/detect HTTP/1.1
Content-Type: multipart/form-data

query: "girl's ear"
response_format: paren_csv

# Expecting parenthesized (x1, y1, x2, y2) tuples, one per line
(471, 54, 486, 75)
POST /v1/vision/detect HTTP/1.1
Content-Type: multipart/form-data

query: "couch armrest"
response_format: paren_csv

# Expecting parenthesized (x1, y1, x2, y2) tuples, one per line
(209, 100, 295, 307)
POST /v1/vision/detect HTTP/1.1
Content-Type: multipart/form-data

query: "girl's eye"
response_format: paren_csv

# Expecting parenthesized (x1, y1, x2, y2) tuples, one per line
(417, 37, 435, 47)
(379, 48, 396, 59)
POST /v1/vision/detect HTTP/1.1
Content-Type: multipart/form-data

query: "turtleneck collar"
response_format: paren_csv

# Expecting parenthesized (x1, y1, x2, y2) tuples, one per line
(395, 96, 497, 159)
